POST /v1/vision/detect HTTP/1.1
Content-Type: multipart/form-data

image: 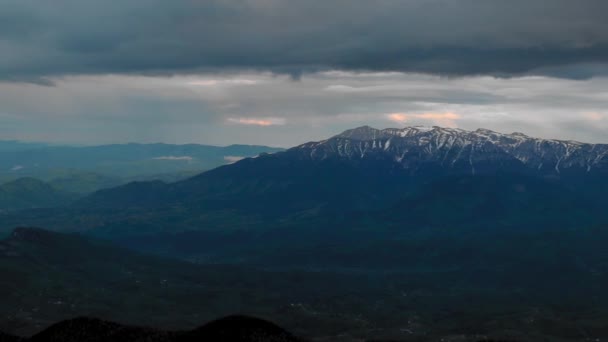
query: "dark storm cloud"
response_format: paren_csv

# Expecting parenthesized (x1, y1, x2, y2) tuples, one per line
(1, 0, 608, 80)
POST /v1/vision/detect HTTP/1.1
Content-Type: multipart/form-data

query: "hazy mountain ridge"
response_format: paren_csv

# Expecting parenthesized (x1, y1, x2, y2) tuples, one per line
(0, 178, 76, 212)
(0, 142, 283, 194)
(0, 142, 284, 173)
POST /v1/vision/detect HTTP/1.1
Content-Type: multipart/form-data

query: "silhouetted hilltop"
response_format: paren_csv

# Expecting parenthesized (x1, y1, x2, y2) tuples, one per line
(14, 316, 302, 342)
(28, 317, 175, 342)
(6, 315, 524, 342)
(185, 315, 302, 342)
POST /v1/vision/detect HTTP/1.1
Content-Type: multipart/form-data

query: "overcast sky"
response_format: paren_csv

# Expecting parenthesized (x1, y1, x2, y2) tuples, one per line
(2, 0, 608, 146)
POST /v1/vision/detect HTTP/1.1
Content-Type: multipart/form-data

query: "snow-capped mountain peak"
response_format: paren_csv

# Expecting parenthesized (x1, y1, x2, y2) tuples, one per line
(295, 126, 608, 175)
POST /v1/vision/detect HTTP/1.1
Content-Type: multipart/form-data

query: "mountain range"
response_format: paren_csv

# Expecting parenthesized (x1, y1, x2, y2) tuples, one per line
(1, 126, 607, 267)
(66, 126, 608, 230)
(78, 125, 608, 210)
(3, 127, 608, 340)
(0, 142, 283, 194)
(306, 125, 608, 175)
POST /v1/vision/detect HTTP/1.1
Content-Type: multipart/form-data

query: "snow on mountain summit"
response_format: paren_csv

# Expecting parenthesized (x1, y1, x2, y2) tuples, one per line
(295, 126, 608, 175)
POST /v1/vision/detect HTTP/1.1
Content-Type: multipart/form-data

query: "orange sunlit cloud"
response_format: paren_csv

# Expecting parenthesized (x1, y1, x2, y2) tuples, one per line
(387, 112, 461, 127)
(227, 117, 286, 126)
(582, 112, 605, 121)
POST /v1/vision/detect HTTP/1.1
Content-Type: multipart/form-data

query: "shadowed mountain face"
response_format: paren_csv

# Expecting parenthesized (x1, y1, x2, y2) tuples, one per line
(380, 173, 597, 228)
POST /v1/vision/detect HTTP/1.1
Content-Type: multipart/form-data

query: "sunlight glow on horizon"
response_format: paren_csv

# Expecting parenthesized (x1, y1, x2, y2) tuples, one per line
(227, 117, 286, 126)
(387, 112, 461, 127)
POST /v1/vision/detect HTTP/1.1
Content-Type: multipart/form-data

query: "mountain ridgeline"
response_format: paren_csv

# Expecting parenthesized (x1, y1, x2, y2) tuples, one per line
(0, 142, 283, 194)
(3, 128, 608, 340)
(2, 125, 607, 268)
(78, 125, 608, 213)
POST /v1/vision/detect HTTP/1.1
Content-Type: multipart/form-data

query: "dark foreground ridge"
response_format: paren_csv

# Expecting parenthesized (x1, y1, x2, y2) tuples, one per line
(0, 315, 519, 342)
(0, 332, 22, 342)
(12, 315, 302, 342)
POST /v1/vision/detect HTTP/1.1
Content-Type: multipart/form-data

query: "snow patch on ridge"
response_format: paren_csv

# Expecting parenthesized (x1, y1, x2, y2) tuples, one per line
(297, 125, 608, 173)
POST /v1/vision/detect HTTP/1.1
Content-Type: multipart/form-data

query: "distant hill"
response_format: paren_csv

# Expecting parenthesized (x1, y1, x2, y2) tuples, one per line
(0, 141, 49, 153)
(0, 178, 76, 211)
(0, 143, 283, 194)
(44, 172, 123, 195)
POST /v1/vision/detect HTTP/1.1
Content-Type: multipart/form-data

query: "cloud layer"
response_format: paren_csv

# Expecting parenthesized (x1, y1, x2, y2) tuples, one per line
(2, 71, 608, 146)
(2, 0, 608, 81)
(1, 1, 608, 146)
